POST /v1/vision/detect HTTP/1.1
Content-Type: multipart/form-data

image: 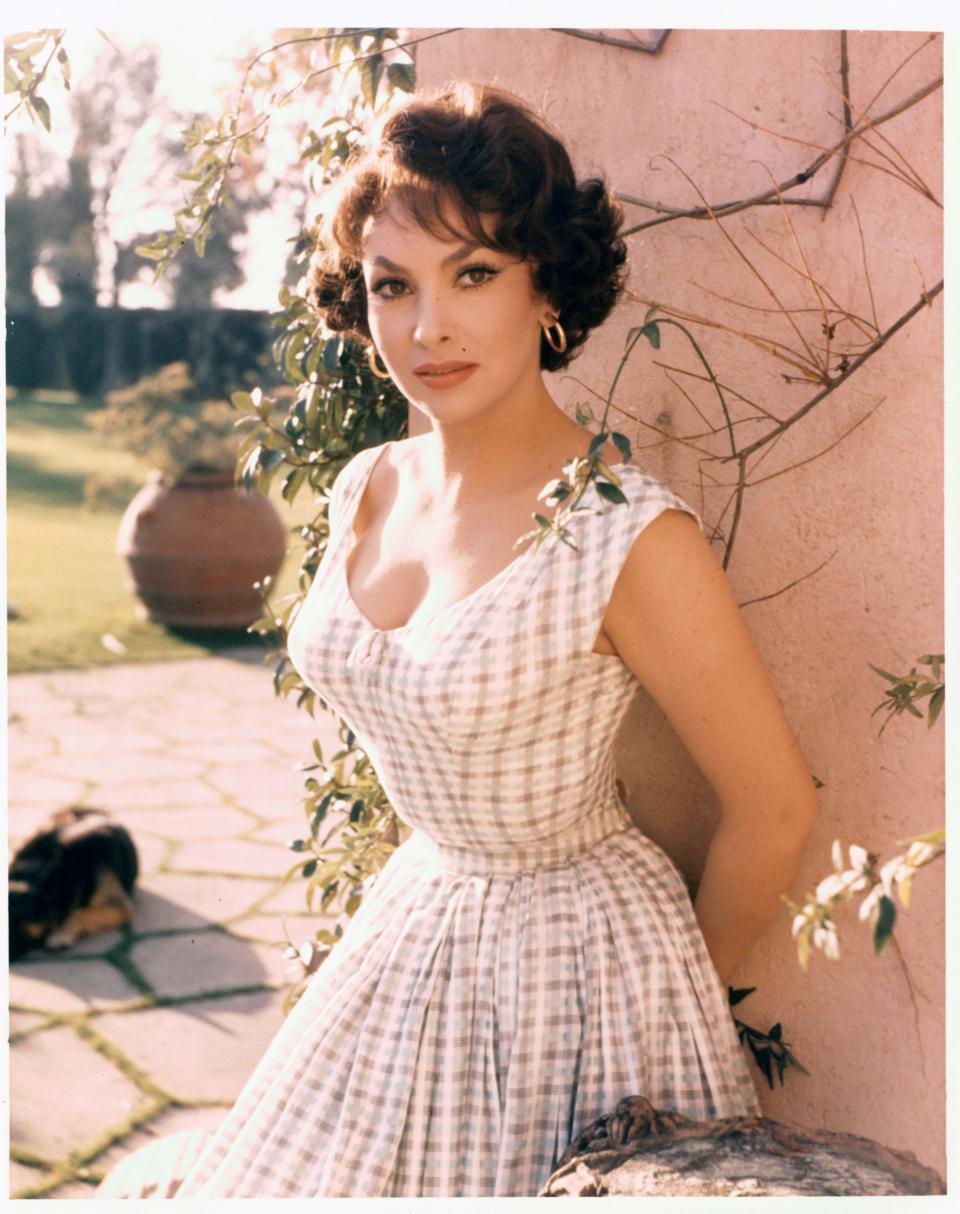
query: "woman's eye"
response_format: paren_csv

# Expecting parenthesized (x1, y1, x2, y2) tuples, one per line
(371, 278, 408, 299)
(459, 264, 499, 287)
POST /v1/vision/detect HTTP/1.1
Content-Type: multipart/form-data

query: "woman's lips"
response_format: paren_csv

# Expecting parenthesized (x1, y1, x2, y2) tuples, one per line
(412, 362, 478, 390)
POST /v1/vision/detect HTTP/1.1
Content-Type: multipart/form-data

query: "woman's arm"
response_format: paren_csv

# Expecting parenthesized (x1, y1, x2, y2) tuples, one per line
(602, 508, 818, 983)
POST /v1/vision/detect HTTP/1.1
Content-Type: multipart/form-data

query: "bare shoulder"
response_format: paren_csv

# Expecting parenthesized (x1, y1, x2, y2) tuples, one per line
(604, 505, 730, 679)
(604, 508, 815, 822)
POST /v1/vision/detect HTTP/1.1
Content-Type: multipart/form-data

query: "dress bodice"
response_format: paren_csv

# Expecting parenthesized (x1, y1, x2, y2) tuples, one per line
(287, 442, 702, 871)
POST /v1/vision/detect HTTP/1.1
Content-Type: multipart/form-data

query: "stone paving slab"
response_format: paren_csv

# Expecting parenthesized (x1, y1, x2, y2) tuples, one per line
(115, 805, 257, 842)
(9, 1010, 50, 1037)
(86, 778, 227, 811)
(44, 1180, 101, 1199)
(32, 750, 207, 783)
(133, 871, 279, 930)
(166, 739, 280, 764)
(6, 770, 92, 806)
(96, 992, 286, 1103)
(229, 913, 327, 947)
(257, 875, 317, 915)
(65, 928, 128, 958)
(52, 727, 186, 755)
(206, 762, 313, 807)
(249, 816, 313, 846)
(8, 652, 337, 1195)
(10, 958, 144, 1013)
(10, 1161, 55, 1198)
(169, 836, 290, 877)
(128, 931, 285, 999)
(10, 1026, 150, 1158)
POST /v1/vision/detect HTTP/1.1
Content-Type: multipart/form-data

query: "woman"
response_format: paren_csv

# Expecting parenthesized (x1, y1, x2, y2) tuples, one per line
(99, 81, 817, 1199)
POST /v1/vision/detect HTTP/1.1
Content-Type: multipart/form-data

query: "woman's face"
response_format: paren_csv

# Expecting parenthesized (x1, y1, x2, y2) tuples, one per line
(360, 198, 553, 423)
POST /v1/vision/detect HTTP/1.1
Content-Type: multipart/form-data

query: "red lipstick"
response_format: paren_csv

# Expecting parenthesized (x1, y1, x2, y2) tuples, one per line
(412, 361, 478, 390)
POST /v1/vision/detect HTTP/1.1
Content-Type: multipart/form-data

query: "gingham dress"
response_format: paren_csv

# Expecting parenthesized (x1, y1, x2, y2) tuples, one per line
(98, 441, 759, 1199)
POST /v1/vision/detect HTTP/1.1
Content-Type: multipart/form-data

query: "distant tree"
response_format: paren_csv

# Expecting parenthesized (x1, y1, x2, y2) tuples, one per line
(42, 153, 98, 307)
(5, 134, 41, 310)
(68, 41, 160, 306)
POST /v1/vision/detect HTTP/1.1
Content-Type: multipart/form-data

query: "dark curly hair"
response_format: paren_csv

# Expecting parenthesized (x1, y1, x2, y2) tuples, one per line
(306, 82, 627, 372)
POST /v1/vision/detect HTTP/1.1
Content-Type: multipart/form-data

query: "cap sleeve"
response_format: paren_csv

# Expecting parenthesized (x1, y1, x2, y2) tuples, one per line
(545, 464, 704, 660)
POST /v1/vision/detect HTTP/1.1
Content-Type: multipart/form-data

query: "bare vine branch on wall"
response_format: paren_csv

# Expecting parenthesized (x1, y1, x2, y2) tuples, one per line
(618, 62, 941, 233)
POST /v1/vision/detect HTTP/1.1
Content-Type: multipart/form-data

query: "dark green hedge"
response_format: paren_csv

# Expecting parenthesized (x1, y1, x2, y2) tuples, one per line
(6, 305, 280, 397)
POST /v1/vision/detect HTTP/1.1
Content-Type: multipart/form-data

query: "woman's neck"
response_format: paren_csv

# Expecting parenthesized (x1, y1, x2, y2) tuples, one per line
(412, 392, 581, 505)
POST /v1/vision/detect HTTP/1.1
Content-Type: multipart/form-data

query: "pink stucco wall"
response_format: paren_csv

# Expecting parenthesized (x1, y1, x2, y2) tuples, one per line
(413, 29, 945, 1177)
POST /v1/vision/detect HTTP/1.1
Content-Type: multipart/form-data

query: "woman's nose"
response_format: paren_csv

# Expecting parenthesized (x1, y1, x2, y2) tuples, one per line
(412, 294, 451, 348)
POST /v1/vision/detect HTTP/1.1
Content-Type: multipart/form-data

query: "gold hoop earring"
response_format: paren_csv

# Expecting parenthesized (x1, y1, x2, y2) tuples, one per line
(367, 346, 391, 380)
(542, 317, 568, 355)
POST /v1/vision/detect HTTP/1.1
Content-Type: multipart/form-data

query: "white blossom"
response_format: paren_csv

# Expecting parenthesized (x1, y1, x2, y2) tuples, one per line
(815, 873, 848, 903)
(812, 921, 841, 960)
(858, 884, 883, 921)
(905, 840, 938, 867)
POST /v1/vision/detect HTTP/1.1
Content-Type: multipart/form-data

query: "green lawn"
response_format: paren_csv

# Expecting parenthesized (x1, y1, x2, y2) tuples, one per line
(6, 389, 314, 673)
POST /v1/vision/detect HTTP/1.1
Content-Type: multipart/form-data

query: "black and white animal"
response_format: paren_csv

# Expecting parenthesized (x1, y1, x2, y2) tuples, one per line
(8, 807, 139, 961)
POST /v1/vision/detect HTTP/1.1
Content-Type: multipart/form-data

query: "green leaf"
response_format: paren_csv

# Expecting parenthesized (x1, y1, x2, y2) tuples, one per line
(642, 321, 661, 349)
(868, 663, 900, 684)
(386, 61, 415, 92)
(769, 1022, 782, 1041)
(588, 431, 608, 456)
(727, 986, 756, 1007)
(135, 239, 169, 262)
(281, 464, 308, 503)
(750, 1043, 775, 1089)
(301, 858, 318, 878)
(873, 894, 896, 953)
(928, 685, 944, 728)
(28, 93, 51, 131)
(643, 304, 660, 325)
(624, 326, 644, 349)
(611, 431, 632, 461)
(258, 447, 286, 471)
(323, 337, 342, 371)
(595, 481, 628, 505)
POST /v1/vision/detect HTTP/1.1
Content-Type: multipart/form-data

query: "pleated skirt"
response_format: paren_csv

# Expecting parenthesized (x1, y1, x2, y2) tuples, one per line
(98, 825, 759, 1198)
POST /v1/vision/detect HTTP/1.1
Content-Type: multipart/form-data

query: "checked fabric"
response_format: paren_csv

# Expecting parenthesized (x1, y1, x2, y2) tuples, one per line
(98, 441, 759, 1199)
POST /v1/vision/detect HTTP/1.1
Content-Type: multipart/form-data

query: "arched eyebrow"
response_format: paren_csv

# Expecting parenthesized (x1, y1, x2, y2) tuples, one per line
(366, 240, 488, 273)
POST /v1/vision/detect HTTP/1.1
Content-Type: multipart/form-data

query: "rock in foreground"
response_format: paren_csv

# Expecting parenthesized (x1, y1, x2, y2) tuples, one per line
(540, 1096, 945, 1197)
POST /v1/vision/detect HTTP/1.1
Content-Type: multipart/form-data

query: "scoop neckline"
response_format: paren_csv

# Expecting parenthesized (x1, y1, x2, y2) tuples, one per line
(340, 441, 637, 637)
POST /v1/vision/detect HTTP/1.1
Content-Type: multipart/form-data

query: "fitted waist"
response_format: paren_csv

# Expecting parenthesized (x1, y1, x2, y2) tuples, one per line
(406, 797, 634, 876)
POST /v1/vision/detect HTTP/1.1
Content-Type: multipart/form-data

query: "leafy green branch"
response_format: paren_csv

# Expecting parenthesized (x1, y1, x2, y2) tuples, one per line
(134, 28, 448, 275)
(4, 28, 68, 130)
(786, 828, 945, 968)
(728, 985, 809, 1088)
(785, 654, 945, 969)
(869, 653, 944, 735)
(514, 308, 723, 559)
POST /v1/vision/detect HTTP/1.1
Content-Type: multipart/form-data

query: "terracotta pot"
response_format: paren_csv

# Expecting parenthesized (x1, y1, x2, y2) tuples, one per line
(116, 470, 287, 628)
